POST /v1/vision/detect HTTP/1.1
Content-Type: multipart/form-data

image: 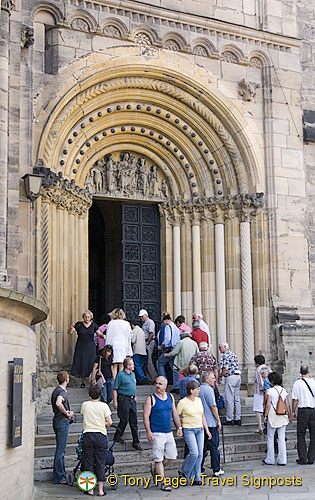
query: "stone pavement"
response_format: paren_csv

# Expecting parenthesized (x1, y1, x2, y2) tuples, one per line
(34, 457, 315, 500)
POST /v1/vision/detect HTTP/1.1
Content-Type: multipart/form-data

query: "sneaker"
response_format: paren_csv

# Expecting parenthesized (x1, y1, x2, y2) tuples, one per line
(214, 469, 224, 476)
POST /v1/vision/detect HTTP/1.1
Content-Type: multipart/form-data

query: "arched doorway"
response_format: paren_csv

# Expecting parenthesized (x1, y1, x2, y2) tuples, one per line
(34, 49, 269, 379)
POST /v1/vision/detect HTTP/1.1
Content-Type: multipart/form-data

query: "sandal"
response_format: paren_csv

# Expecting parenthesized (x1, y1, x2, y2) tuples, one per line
(161, 484, 172, 492)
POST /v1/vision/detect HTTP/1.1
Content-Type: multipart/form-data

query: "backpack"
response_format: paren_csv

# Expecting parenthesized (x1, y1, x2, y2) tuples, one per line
(214, 385, 225, 410)
(274, 387, 287, 415)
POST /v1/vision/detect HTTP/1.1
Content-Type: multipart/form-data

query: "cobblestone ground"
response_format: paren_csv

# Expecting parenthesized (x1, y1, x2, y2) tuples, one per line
(34, 457, 315, 500)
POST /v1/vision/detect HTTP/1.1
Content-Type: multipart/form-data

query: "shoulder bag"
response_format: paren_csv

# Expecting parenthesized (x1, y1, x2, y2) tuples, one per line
(89, 356, 105, 389)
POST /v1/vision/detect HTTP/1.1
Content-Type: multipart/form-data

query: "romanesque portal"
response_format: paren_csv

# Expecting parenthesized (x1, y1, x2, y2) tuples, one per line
(34, 55, 269, 380)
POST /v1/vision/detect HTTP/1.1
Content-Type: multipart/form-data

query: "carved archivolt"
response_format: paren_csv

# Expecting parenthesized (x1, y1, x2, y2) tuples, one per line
(42, 77, 250, 193)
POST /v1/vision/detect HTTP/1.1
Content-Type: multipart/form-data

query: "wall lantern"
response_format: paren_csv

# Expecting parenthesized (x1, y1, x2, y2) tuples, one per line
(22, 173, 44, 208)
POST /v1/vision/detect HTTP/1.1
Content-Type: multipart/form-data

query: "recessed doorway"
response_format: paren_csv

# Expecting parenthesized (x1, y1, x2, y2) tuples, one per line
(88, 200, 161, 325)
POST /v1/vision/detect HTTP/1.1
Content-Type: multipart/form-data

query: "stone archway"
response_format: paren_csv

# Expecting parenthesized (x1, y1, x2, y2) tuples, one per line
(34, 49, 269, 377)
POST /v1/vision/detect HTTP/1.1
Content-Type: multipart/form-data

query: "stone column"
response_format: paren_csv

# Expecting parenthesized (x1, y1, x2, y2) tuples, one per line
(56, 206, 64, 364)
(39, 198, 50, 365)
(0, 5, 10, 285)
(251, 211, 270, 354)
(201, 215, 217, 352)
(172, 222, 181, 318)
(215, 219, 227, 345)
(240, 219, 255, 363)
(191, 216, 202, 313)
(224, 213, 243, 360)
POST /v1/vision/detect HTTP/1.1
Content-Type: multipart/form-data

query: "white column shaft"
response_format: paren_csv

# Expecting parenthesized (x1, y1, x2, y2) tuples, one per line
(240, 221, 255, 362)
(215, 223, 227, 344)
(173, 224, 181, 318)
(192, 223, 202, 312)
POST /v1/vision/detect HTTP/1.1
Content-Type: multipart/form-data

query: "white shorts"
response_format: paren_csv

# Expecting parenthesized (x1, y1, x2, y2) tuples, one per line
(253, 393, 264, 412)
(152, 432, 177, 462)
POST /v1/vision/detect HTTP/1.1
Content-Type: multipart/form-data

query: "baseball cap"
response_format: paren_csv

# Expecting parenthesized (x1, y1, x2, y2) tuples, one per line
(138, 309, 148, 316)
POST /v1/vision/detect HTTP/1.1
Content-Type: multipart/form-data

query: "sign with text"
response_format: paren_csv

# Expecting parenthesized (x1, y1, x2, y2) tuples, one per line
(12, 358, 23, 447)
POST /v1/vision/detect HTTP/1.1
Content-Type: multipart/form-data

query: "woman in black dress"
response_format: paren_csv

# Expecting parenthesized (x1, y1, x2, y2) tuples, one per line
(68, 310, 105, 387)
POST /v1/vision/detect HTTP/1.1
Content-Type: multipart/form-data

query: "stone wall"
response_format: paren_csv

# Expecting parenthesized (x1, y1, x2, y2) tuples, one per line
(0, 288, 48, 500)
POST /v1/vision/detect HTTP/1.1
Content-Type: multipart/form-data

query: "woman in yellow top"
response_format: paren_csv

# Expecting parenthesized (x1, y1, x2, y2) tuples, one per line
(81, 385, 112, 496)
(177, 380, 211, 485)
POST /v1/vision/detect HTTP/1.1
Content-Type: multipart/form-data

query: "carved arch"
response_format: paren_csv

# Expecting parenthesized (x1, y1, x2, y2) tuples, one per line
(31, 2, 64, 24)
(248, 50, 271, 68)
(102, 17, 128, 39)
(191, 38, 218, 57)
(131, 24, 159, 45)
(220, 44, 246, 64)
(67, 9, 98, 32)
(162, 32, 188, 51)
(35, 54, 264, 200)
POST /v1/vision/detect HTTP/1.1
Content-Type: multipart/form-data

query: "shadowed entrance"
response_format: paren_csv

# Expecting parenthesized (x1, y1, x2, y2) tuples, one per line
(89, 201, 161, 325)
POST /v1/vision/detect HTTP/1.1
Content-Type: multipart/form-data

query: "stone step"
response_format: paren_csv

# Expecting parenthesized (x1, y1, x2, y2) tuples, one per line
(35, 432, 299, 460)
(34, 447, 299, 482)
(35, 425, 299, 449)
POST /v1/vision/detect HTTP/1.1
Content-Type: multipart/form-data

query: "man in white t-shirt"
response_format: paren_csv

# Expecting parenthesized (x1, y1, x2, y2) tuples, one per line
(292, 365, 315, 465)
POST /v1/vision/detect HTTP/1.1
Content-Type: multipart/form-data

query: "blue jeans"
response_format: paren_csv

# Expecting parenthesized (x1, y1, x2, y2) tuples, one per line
(158, 355, 180, 389)
(53, 418, 70, 483)
(201, 426, 220, 473)
(101, 378, 114, 404)
(133, 354, 147, 383)
(182, 427, 204, 481)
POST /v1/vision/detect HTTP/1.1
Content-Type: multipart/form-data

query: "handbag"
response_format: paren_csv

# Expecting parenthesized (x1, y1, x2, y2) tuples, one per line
(89, 356, 105, 389)
(268, 405, 288, 428)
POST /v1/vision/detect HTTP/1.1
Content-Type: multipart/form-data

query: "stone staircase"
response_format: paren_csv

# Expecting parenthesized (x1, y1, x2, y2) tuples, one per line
(34, 384, 299, 481)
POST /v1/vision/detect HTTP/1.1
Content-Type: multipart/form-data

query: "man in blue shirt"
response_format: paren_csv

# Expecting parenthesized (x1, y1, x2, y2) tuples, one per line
(180, 364, 199, 399)
(158, 314, 181, 394)
(112, 357, 142, 450)
(199, 371, 224, 476)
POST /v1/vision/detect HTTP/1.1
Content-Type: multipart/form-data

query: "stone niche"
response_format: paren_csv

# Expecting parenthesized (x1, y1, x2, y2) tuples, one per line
(0, 288, 48, 500)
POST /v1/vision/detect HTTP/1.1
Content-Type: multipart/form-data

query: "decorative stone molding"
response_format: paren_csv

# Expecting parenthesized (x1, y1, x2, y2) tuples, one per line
(238, 79, 260, 101)
(159, 193, 264, 222)
(34, 164, 92, 216)
(85, 152, 170, 201)
(62, 0, 298, 52)
(193, 45, 208, 57)
(133, 32, 151, 46)
(164, 40, 180, 51)
(103, 25, 121, 38)
(249, 57, 264, 68)
(70, 18, 90, 32)
(2, 0, 15, 13)
(21, 25, 34, 48)
(40, 76, 250, 194)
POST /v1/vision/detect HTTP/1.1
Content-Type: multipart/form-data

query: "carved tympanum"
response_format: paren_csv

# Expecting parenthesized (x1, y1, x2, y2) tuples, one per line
(70, 18, 90, 32)
(85, 153, 170, 199)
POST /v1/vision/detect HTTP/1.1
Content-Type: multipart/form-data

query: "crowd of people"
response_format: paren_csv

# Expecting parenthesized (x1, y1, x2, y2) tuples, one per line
(50, 307, 315, 493)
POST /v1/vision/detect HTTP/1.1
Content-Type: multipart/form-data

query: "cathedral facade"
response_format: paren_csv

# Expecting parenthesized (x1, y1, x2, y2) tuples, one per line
(1, 0, 315, 390)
